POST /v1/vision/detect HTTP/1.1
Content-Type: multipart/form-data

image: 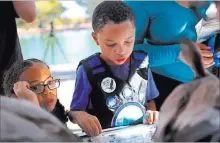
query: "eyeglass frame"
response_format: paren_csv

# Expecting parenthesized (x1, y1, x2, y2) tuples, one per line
(29, 79, 61, 94)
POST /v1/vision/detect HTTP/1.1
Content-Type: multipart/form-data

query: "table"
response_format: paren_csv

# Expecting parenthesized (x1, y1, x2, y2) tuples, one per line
(76, 124, 156, 143)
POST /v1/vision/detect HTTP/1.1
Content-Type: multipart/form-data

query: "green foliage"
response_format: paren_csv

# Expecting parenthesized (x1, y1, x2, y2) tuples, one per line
(16, 0, 89, 29)
(36, 0, 66, 25)
(17, 0, 66, 29)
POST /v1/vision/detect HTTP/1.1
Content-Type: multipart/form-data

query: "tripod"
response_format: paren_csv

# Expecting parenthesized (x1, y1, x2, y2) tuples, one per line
(43, 21, 68, 64)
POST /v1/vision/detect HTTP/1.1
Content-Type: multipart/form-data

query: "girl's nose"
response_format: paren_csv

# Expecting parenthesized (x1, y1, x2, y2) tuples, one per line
(43, 86, 52, 96)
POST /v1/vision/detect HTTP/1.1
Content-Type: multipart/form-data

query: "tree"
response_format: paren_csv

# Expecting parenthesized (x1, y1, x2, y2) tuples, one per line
(36, 0, 66, 25)
(16, 0, 66, 28)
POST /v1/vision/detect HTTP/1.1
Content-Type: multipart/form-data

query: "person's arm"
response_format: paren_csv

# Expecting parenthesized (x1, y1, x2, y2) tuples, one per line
(136, 40, 214, 68)
(145, 68, 159, 110)
(144, 68, 159, 124)
(13, 1, 37, 23)
(69, 65, 102, 137)
(147, 100, 157, 111)
(135, 42, 181, 67)
(70, 65, 91, 112)
(125, 1, 182, 67)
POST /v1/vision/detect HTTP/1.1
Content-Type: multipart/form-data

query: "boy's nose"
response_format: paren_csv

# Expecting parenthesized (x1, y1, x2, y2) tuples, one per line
(116, 45, 126, 55)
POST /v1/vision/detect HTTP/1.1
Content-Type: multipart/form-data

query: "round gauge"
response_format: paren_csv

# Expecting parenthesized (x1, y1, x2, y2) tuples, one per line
(111, 102, 145, 127)
(106, 95, 120, 109)
(122, 86, 134, 99)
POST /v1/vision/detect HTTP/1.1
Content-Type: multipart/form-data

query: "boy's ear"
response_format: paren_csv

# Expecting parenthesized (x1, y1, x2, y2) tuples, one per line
(92, 32, 99, 45)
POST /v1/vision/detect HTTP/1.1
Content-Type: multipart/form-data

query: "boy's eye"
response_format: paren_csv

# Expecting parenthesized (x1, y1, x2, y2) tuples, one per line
(106, 43, 116, 47)
(125, 41, 132, 44)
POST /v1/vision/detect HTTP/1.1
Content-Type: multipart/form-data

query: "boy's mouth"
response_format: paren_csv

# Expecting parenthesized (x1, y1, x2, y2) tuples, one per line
(116, 58, 126, 62)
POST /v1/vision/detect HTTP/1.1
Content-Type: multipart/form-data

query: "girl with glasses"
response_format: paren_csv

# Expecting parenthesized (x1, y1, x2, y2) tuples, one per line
(3, 58, 68, 124)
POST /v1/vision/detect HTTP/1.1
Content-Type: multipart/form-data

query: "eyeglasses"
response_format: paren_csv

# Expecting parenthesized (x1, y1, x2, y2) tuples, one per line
(30, 79, 60, 94)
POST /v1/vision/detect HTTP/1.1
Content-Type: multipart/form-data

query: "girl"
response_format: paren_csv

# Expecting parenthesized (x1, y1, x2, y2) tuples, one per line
(3, 58, 68, 124)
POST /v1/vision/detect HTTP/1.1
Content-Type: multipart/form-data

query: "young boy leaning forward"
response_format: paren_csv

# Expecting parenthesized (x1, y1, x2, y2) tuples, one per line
(69, 1, 159, 137)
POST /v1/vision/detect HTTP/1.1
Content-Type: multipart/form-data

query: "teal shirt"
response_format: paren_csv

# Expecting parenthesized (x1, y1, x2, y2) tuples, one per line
(124, 1, 200, 83)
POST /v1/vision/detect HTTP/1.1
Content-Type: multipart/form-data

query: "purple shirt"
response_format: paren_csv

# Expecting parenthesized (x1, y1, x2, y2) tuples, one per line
(70, 62, 159, 111)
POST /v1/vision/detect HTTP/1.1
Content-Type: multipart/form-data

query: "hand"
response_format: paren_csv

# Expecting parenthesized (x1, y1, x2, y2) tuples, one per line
(70, 111, 102, 137)
(144, 110, 159, 124)
(195, 43, 214, 68)
(13, 81, 39, 105)
(13, 1, 37, 23)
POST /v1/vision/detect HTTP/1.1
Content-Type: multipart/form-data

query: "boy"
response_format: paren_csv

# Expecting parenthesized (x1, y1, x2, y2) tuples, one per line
(69, 1, 159, 137)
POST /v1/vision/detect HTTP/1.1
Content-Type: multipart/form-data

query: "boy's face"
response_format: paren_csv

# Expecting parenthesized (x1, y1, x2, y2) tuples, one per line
(92, 21, 135, 65)
(19, 63, 58, 112)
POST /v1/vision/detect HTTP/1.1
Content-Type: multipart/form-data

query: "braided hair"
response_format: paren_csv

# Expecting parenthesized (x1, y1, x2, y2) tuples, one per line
(52, 99, 68, 124)
(3, 58, 68, 124)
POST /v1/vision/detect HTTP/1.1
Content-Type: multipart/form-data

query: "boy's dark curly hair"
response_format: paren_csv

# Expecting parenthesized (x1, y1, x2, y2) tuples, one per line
(92, 1, 135, 32)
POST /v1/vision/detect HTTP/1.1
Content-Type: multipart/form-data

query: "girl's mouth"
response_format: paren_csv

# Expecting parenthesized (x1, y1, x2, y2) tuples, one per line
(47, 99, 55, 105)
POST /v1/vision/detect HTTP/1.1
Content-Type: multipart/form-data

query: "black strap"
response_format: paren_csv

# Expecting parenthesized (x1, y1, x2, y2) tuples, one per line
(80, 60, 95, 86)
